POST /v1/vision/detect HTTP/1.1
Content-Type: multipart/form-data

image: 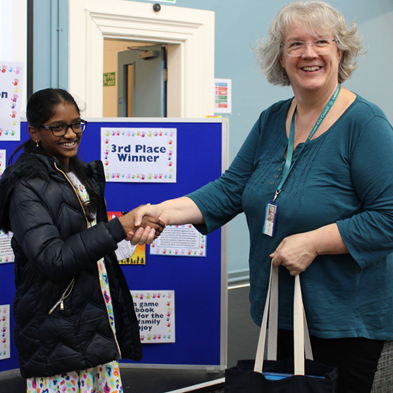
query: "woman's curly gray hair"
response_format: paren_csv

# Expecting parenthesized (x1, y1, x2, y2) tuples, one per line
(256, 0, 364, 86)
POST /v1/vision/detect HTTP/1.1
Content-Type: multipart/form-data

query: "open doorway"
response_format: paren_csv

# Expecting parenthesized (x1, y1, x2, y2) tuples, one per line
(103, 39, 167, 118)
(69, 0, 215, 118)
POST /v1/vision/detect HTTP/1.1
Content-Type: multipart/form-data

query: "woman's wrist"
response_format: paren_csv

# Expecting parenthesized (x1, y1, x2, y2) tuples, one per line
(309, 224, 348, 256)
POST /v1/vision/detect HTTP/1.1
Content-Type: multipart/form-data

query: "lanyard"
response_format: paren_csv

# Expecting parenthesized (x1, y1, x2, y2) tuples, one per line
(272, 84, 341, 202)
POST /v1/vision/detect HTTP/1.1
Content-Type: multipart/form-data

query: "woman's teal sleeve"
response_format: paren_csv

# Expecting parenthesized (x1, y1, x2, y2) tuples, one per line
(337, 115, 393, 268)
(187, 117, 263, 234)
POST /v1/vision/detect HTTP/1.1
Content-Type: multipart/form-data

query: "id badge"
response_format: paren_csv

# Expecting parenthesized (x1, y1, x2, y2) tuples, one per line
(262, 201, 278, 237)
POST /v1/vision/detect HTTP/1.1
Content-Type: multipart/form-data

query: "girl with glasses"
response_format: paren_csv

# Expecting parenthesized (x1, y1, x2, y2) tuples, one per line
(0, 88, 165, 392)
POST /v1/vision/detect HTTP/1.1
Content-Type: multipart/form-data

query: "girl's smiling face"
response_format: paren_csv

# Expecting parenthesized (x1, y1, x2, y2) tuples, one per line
(280, 24, 342, 96)
(29, 102, 82, 172)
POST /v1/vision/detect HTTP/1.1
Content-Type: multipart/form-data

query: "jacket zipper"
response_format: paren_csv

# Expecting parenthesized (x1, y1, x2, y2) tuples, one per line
(51, 162, 122, 356)
(48, 279, 75, 315)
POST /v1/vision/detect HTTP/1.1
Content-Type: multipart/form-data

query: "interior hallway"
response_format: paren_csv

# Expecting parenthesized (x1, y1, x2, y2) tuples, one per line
(0, 285, 259, 393)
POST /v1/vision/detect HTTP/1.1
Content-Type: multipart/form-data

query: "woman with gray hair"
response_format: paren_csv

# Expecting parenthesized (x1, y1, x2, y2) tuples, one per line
(133, 2, 393, 391)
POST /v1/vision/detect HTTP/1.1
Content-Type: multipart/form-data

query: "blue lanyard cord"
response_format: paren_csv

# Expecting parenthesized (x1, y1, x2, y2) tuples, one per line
(273, 84, 341, 202)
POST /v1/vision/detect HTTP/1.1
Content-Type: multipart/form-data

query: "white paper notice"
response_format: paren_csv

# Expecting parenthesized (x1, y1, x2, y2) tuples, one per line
(150, 224, 206, 257)
(0, 230, 14, 264)
(214, 78, 232, 114)
(101, 128, 176, 182)
(0, 149, 5, 178)
(0, 61, 24, 141)
(131, 290, 175, 343)
(0, 305, 10, 360)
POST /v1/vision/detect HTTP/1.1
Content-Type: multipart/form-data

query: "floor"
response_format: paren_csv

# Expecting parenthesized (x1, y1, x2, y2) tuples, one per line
(0, 285, 260, 393)
(1, 284, 392, 393)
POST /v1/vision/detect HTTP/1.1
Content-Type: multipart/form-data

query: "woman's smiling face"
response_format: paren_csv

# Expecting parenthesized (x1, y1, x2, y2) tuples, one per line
(280, 24, 342, 96)
(29, 102, 82, 171)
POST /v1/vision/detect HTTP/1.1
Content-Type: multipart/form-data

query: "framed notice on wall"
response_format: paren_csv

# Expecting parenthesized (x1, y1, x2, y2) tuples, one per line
(214, 78, 232, 114)
(101, 127, 177, 183)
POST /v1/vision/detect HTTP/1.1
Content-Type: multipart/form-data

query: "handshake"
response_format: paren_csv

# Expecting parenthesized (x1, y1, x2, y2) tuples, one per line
(117, 197, 203, 245)
(118, 204, 166, 246)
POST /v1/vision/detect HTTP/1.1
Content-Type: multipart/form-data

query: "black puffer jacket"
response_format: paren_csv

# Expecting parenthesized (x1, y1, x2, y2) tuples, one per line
(0, 152, 142, 378)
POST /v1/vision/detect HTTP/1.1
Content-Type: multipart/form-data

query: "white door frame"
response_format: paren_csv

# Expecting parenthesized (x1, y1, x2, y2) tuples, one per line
(68, 0, 215, 118)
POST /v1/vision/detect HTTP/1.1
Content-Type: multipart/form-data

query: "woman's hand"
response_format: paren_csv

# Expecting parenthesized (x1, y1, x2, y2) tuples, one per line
(270, 224, 348, 276)
(134, 204, 169, 227)
(270, 232, 318, 276)
(133, 197, 204, 228)
(127, 197, 204, 245)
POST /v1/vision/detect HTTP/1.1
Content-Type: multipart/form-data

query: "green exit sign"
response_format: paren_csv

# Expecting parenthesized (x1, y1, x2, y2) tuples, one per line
(103, 72, 116, 87)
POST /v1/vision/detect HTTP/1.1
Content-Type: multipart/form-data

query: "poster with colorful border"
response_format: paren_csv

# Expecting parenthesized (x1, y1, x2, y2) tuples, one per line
(0, 149, 5, 178)
(0, 305, 10, 360)
(214, 78, 232, 114)
(131, 290, 175, 343)
(150, 224, 206, 257)
(0, 61, 24, 141)
(0, 230, 14, 264)
(107, 211, 146, 264)
(101, 128, 176, 183)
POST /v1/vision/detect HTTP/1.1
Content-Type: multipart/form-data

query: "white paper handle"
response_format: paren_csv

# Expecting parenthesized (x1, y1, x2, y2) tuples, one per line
(293, 274, 305, 375)
(254, 264, 313, 375)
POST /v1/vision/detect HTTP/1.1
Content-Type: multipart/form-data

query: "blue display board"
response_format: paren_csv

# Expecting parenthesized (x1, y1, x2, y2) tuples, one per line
(0, 118, 228, 374)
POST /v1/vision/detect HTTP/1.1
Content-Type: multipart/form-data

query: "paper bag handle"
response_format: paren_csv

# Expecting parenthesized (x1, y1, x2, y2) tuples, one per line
(254, 264, 313, 375)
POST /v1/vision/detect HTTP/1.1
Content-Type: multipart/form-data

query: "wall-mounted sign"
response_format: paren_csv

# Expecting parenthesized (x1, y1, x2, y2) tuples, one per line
(108, 211, 146, 264)
(214, 78, 232, 114)
(101, 127, 177, 183)
(150, 224, 206, 257)
(0, 61, 24, 141)
(131, 290, 175, 343)
(103, 72, 116, 87)
(0, 149, 5, 179)
(0, 305, 10, 360)
(0, 230, 14, 264)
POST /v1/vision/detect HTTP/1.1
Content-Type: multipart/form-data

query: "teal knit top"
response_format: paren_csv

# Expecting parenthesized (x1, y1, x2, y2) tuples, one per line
(188, 95, 393, 339)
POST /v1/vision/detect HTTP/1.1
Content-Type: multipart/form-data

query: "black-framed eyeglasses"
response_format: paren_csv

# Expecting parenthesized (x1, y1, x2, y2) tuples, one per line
(39, 120, 88, 137)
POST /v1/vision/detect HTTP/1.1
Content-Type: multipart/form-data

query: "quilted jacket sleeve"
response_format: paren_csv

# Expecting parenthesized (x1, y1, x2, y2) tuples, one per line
(9, 178, 126, 282)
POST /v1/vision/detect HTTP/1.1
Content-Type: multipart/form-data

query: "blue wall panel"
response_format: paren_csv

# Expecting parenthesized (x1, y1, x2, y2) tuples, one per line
(0, 119, 225, 371)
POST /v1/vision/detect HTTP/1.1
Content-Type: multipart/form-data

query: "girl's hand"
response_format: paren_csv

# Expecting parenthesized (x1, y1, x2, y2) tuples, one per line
(119, 207, 165, 245)
(140, 215, 165, 237)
